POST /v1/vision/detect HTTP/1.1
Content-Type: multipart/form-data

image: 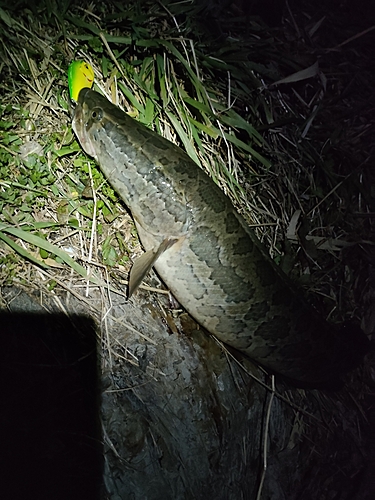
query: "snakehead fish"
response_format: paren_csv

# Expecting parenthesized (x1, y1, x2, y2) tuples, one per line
(72, 88, 368, 387)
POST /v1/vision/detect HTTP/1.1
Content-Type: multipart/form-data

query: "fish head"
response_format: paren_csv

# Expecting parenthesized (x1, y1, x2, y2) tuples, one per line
(72, 88, 122, 160)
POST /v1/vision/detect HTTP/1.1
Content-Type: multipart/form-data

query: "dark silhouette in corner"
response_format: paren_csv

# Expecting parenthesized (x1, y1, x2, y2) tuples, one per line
(0, 311, 102, 500)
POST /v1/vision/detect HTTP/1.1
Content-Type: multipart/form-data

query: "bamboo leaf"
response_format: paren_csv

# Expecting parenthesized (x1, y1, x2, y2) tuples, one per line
(0, 231, 49, 269)
(103, 35, 132, 44)
(53, 143, 82, 157)
(118, 82, 145, 113)
(158, 40, 200, 87)
(165, 111, 201, 166)
(65, 14, 100, 35)
(271, 61, 319, 86)
(184, 97, 212, 115)
(220, 110, 266, 145)
(0, 224, 101, 284)
(190, 122, 204, 152)
(141, 98, 155, 125)
(188, 117, 219, 139)
(223, 133, 271, 168)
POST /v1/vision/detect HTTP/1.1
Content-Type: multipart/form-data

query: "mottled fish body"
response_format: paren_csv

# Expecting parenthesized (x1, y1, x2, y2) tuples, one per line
(73, 88, 368, 386)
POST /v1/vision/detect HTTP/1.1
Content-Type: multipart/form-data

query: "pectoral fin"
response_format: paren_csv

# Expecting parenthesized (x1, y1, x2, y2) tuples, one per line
(128, 238, 178, 297)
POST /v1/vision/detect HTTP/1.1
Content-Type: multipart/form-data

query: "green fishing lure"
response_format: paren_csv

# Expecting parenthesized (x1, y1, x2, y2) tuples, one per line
(68, 60, 94, 102)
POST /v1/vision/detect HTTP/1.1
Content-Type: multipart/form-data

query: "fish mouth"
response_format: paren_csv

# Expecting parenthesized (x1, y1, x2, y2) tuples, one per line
(72, 92, 98, 159)
(77, 87, 92, 105)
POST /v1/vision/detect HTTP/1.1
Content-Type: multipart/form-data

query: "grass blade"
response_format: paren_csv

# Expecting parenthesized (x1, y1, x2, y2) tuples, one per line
(0, 231, 49, 269)
(0, 224, 101, 284)
(165, 111, 201, 166)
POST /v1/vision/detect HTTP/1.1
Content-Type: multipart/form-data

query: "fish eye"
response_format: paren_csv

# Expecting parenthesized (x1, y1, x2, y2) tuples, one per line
(91, 107, 103, 121)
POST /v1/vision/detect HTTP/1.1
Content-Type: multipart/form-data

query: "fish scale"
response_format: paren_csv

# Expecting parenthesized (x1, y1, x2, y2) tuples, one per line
(72, 88, 369, 387)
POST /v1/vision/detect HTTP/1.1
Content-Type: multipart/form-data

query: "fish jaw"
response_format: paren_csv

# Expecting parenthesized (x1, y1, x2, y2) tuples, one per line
(72, 89, 99, 160)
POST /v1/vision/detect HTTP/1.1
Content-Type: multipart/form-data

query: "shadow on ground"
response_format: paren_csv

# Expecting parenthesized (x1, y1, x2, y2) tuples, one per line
(0, 311, 102, 500)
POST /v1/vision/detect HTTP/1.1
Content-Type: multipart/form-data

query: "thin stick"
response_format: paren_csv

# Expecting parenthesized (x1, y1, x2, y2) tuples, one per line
(86, 161, 98, 296)
(327, 25, 375, 51)
(99, 32, 126, 79)
(212, 336, 325, 426)
(256, 375, 275, 500)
